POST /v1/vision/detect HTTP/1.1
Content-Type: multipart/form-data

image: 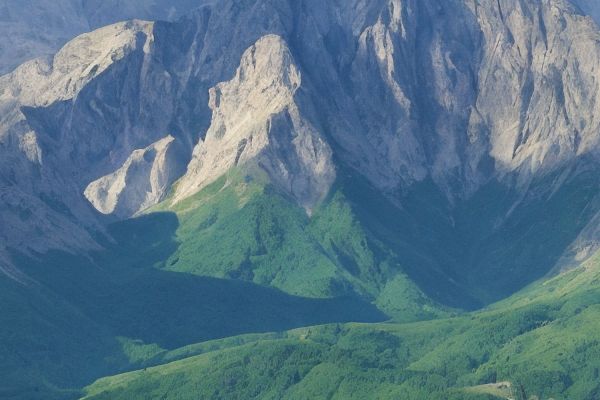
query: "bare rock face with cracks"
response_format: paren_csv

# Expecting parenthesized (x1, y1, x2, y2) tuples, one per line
(2, 1, 600, 398)
(1, 0, 600, 297)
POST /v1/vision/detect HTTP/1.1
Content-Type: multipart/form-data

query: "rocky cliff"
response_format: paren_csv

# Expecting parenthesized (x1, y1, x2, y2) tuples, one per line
(0, 0, 208, 75)
(1, 0, 600, 302)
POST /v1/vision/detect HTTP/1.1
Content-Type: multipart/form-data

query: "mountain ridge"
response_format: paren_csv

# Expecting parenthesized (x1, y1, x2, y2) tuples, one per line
(2, 1, 600, 398)
(1, 0, 598, 292)
(0, 0, 210, 75)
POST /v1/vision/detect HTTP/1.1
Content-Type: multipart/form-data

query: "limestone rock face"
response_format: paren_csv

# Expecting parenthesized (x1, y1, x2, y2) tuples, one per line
(468, 0, 600, 181)
(2, 0, 600, 279)
(0, 19, 193, 261)
(303, 0, 600, 196)
(0, 20, 157, 259)
(85, 135, 184, 218)
(0, 20, 153, 109)
(0, 0, 207, 75)
(174, 35, 335, 211)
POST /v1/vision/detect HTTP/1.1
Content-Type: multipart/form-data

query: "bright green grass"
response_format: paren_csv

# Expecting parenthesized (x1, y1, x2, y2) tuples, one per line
(1, 173, 392, 399)
(83, 251, 600, 400)
(462, 382, 512, 399)
(5, 166, 600, 399)
(153, 170, 450, 321)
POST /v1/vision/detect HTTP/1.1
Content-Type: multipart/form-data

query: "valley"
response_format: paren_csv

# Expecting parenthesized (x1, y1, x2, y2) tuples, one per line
(1, 0, 600, 399)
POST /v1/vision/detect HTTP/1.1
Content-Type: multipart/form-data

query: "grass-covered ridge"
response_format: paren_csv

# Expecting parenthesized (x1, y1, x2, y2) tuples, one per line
(4, 165, 600, 399)
(2, 171, 395, 399)
(83, 252, 600, 400)
(154, 169, 452, 321)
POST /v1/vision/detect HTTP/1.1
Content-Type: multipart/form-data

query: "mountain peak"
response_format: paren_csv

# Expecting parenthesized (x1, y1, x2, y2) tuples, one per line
(173, 34, 335, 211)
(1, 20, 153, 107)
(3, 2, 600, 398)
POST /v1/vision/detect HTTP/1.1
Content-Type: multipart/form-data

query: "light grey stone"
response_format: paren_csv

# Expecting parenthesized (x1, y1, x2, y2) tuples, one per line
(2, 0, 600, 277)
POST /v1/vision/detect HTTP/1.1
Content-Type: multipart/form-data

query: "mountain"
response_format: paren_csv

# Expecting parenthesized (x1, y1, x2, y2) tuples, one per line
(3, 0, 600, 303)
(0, 0, 206, 75)
(1, 0, 600, 398)
(81, 249, 600, 400)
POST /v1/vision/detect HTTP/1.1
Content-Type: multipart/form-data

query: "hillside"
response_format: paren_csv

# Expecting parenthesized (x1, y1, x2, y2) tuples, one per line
(2, 0, 600, 399)
(81, 251, 600, 400)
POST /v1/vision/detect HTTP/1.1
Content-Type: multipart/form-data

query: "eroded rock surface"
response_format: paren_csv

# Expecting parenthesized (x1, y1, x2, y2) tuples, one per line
(174, 35, 335, 211)
(85, 135, 184, 217)
(1, 0, 600, 287)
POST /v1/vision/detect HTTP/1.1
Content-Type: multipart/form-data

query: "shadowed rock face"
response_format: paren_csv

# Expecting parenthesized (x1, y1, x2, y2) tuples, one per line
(3, 2, 600, 397)
(1, 0, 600, 299)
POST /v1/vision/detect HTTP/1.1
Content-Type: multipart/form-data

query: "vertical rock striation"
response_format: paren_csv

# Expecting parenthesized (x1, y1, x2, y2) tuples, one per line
(1, 0, 600, 297)
(174, 35, 335, 211)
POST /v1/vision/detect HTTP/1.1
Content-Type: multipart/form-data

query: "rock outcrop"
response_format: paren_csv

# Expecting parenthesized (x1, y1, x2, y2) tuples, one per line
(1, 0, 600, 291)
(0, 20, 162, 258)
(0, 0, 207, 75)
(174, 35, 335, 211)
(85, 135, 184, 217)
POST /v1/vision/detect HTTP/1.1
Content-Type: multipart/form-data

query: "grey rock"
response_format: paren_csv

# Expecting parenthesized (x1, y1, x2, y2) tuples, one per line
(0, 0, 208, 75)
(2, 0, 600, 283)
(85, 135, 185, 218)
(174, 35, 335, 211)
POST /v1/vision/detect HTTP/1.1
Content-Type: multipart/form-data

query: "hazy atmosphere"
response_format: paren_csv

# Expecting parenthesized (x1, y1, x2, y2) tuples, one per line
(1, 0, 600, 399)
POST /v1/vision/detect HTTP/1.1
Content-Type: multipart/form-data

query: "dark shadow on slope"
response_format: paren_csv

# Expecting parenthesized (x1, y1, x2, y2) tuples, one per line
(453, 166, 600, 304)
(338, 164, 600, 309)
(3, 211, 385, 398)
(16, 212, 386, 352)
(0, 267, 123, 400)
(337, 169, 482, 310)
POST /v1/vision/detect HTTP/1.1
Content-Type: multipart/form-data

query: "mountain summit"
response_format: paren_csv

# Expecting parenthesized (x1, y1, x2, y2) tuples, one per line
(2, 0, 600, 300)
(1, 0, 600, 398)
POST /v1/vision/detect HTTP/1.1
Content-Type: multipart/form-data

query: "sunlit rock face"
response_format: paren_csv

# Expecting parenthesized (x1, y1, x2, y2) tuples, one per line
(174, 35, 335, 211)
(0, 0, 208, 75)
(0, 20, 158, 258)
(85, 135, 185, 218)
(1, 0, 600, 280)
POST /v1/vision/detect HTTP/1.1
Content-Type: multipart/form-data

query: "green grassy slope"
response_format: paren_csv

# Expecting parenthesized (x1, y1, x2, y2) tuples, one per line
(82, 252, 600, 400)
(155, 170, 451, 322)
(4, 164, 599, 399)
(2, 173, 396, 399)
(4, 167, 451, 399)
